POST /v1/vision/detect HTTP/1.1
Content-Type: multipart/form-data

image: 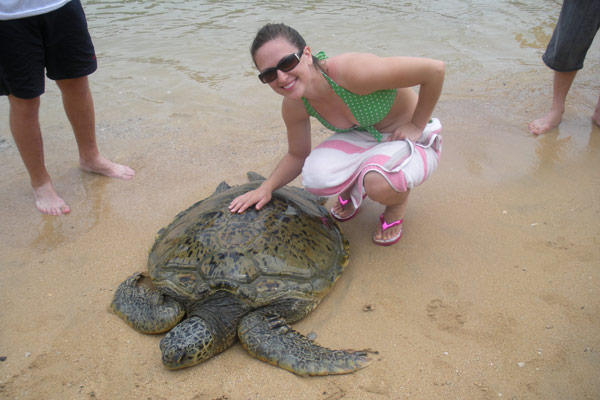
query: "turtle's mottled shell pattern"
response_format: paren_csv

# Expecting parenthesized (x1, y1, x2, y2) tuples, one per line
(147, 181, 348, 307)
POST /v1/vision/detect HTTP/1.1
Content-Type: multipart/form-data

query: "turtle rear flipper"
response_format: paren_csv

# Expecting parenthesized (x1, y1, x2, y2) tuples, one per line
(110, 272, 185, 334)
(246, 171, 266, 181)
(238, 311, 372, 376)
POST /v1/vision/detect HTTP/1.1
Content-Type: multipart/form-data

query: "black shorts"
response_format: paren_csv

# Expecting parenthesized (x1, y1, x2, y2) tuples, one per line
(0, 0, 97, 99)
(542, 0, 600, 72)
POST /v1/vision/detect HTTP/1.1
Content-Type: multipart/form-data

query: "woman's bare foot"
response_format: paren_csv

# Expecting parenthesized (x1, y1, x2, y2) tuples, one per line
(80, 156, 135, 180)
(528, 109, 563, 135)
(34, 181, 71, 216)
(593, 100, 600, 127)
(373, 205, 404, 245)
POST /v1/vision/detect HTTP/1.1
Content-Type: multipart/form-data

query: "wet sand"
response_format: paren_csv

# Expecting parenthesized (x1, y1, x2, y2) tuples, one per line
(1, 49, 600, 400)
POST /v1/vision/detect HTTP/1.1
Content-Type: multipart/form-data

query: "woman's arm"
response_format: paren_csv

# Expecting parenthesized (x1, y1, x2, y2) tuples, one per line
(229, 98, 311, 213)
(335, 54, 445, 136)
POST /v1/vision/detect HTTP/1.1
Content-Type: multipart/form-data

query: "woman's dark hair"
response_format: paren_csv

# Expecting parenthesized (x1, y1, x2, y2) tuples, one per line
(250, 23, 321, 69)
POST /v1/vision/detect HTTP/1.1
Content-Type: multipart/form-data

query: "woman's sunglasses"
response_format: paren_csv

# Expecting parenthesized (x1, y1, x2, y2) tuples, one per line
(258, 50, 303, 84)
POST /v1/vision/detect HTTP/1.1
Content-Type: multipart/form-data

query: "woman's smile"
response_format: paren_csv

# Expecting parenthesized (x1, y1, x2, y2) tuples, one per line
(281, 78, 297, 90)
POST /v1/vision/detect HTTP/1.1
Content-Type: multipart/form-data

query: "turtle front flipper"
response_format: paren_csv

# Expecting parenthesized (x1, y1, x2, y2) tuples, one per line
(238, 311, 372, 376)
(110, 272, 184, 334)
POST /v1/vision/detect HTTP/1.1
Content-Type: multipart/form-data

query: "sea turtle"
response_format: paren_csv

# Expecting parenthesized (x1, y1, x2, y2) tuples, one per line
(110, 172, 371, 376)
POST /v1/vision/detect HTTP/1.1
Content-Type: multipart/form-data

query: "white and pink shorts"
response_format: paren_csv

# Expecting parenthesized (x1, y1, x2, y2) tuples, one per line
(302, 118, 442, 210)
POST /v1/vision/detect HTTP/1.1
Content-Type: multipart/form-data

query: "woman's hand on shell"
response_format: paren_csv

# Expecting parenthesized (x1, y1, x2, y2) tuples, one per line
(228, 187, 272, 213)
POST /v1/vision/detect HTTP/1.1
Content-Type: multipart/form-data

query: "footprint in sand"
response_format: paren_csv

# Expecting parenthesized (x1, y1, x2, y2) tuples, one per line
(426, 299, 466, 332)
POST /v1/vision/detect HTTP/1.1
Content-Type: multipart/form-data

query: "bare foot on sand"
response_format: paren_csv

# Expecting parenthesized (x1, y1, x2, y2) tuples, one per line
(528, 109, 563, 135)
(34, 181, 71, 216)
(80, 156, 135, 180)
(593, 103, 600, 127)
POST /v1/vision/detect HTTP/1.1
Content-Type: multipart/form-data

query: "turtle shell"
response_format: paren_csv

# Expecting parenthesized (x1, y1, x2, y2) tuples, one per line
(147, 179, 349, 307)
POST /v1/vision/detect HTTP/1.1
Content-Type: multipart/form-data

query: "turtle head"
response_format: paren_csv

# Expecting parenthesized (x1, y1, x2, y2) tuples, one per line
(159, 316, 220, 369)
(160, 292, 250, 369)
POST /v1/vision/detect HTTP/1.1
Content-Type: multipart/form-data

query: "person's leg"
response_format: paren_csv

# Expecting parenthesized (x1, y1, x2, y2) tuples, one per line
(55, 76, 135, 179)
(530, 0, 600, 134)
(363, 171, 409, 243)
(593, 93, 600, 127)
(8, 95, 71, 215)
(528, 70, 577, 135)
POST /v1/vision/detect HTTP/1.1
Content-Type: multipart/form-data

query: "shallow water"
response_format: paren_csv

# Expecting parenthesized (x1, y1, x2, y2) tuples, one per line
(84, 0, 598, 160)
(81, 0, 572, 103)
(86, 0, 559, 84)
(2, 0, 597, 218)
(2, 0, 598, 167)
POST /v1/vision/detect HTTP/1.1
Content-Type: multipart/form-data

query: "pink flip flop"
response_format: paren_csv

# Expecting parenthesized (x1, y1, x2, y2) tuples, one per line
(330, 195, 360, 222)
(373, 214, 403, 246)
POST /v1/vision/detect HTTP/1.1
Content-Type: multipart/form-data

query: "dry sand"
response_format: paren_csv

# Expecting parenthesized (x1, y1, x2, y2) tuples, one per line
(1, 71, 599, 400)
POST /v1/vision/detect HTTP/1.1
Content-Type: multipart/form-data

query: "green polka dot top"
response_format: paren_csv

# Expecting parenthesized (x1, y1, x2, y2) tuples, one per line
(301, 51, 397, 142)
